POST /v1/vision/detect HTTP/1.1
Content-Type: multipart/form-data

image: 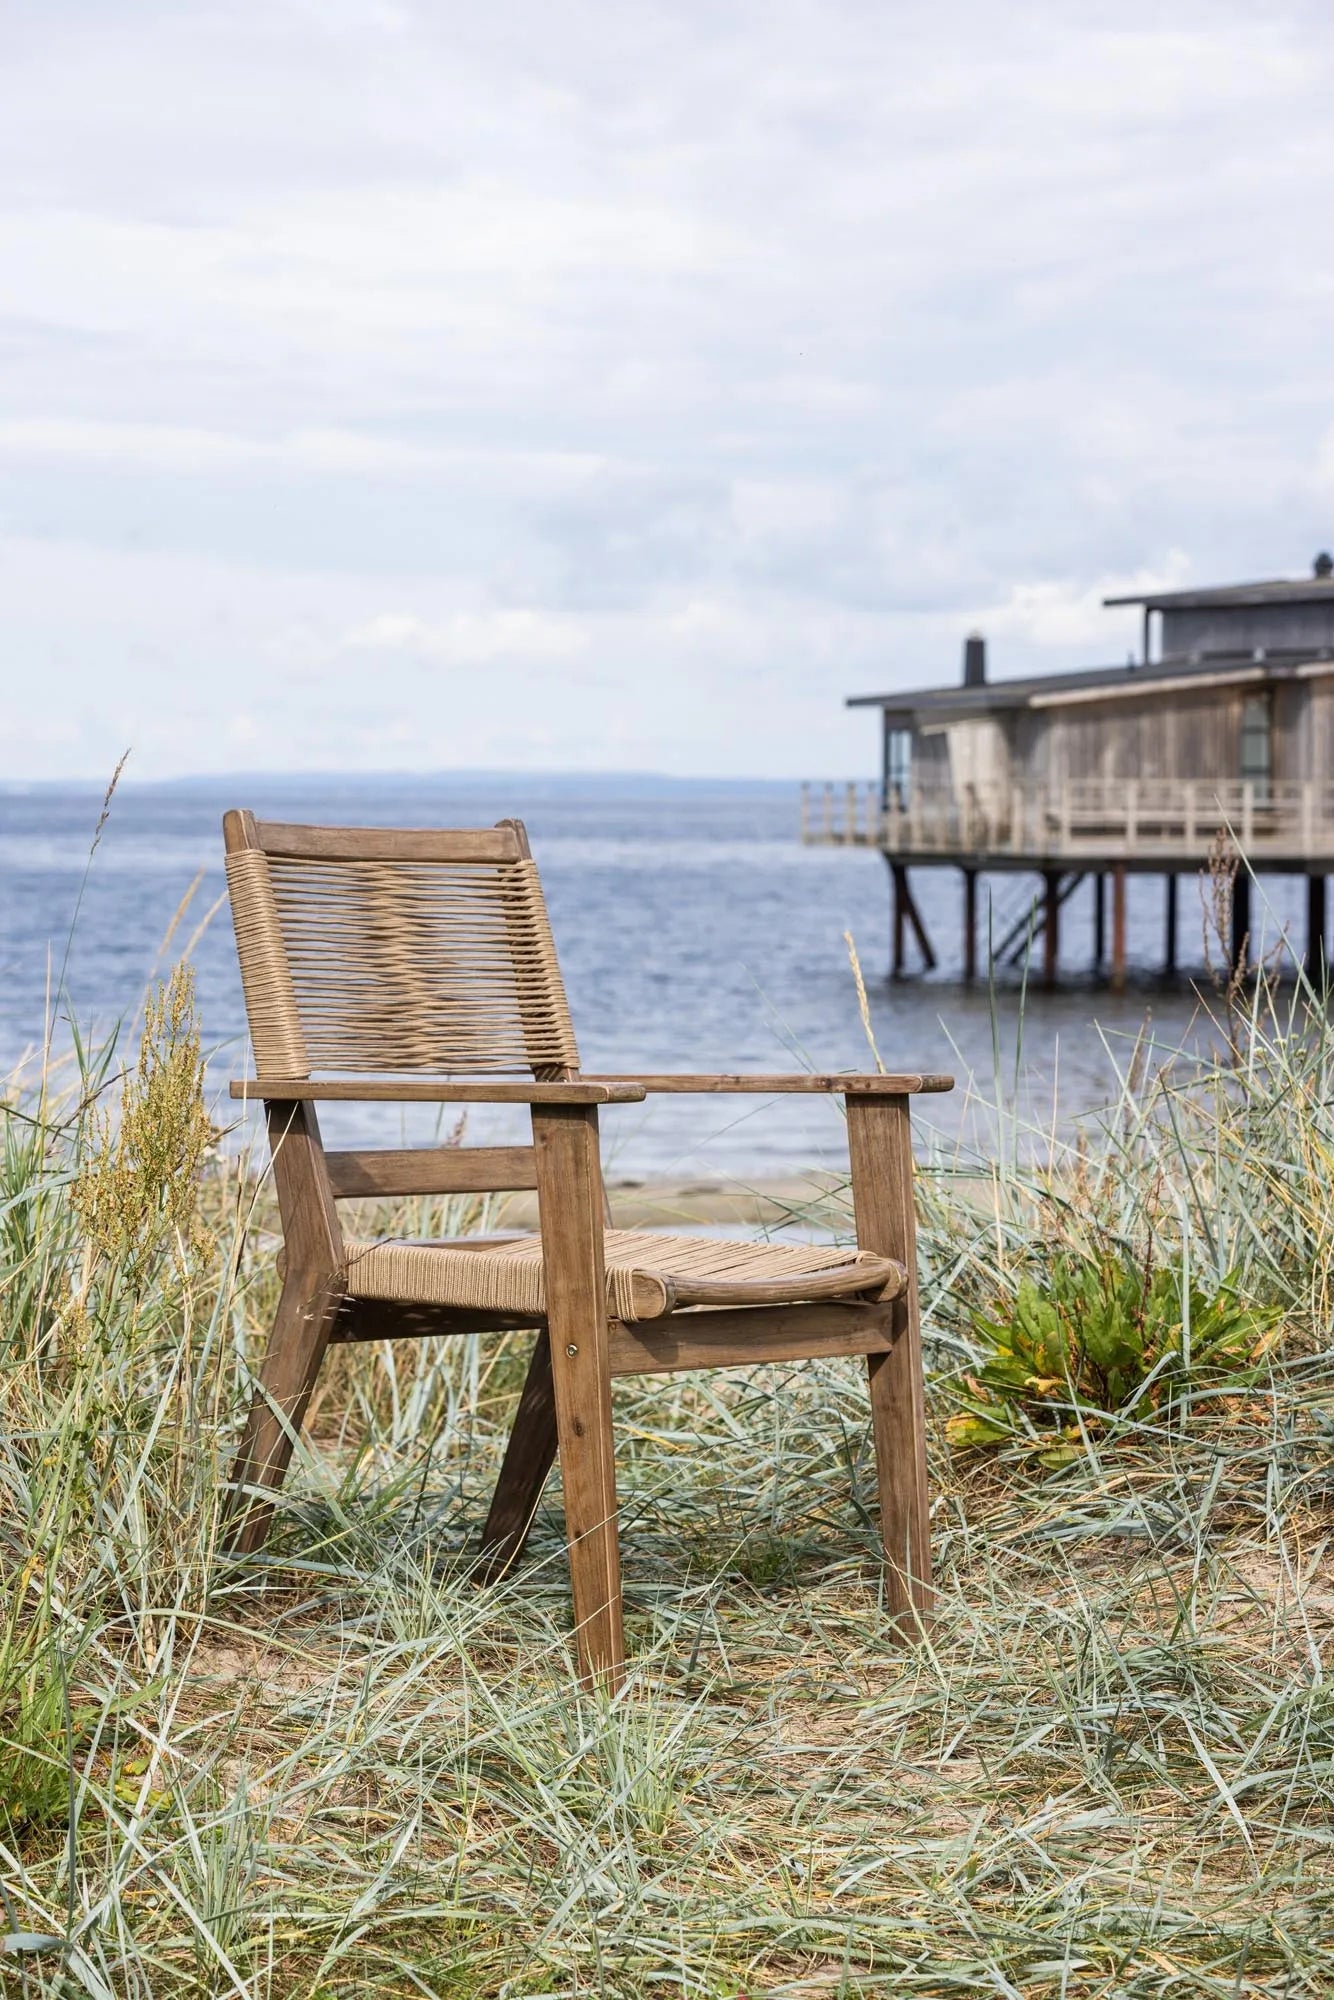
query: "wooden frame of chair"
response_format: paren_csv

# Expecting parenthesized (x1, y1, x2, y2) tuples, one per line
(222, 809, 952, 1687)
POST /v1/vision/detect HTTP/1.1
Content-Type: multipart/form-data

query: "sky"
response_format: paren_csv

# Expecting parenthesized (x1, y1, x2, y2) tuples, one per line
(2, 0, 1332, 782)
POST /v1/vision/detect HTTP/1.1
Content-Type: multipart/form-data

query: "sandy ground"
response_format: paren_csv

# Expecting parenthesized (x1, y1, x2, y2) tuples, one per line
(496, 1172, 845, 1230)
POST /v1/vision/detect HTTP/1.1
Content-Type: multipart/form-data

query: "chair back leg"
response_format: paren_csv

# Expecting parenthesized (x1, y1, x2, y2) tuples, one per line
(474, 1329, 559, 1582)
(532, 1104, 625, 1688)
(227, 1269, 343, 1553)
(847, 1095, 934, 1629)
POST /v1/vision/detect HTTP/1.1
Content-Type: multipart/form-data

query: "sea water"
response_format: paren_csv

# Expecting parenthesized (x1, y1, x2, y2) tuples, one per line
(0, 774, 1306, 1177)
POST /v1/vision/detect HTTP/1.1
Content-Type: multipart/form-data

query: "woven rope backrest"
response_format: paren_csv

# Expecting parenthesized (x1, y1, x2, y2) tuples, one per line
(225, 821, 580, 1078)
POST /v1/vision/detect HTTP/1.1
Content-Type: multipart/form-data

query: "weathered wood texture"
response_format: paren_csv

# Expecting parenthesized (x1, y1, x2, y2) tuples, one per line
(475, 1330, 560, 1582)
(252, 822, 523, 863)
(531, 1105, 625, 1688)
(1042, 871, 1060, 988)
(325, 1145, 539, 1198)
(228, 1100, 345, 1554)
(225, 803, 349, 1554)
(1015, 686, 1254, 787)
(1309, 684, 1334, 789)
(1111, 865, 1127, 993)
(330, 1298, 546, 1343)
(581, 1072, 953, 1095)
(846, 1094, 933, 1631)
(231, 1078, 646, 1104)
(962, 867, 978, 981)
(608, 1301, 897, 1375)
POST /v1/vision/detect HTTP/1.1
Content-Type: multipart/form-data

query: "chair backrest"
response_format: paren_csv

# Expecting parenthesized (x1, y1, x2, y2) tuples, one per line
(223, 812, 580, 1080)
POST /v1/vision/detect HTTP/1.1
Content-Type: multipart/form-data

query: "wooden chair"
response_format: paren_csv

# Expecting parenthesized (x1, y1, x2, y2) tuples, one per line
(223, 811, 952, 1685)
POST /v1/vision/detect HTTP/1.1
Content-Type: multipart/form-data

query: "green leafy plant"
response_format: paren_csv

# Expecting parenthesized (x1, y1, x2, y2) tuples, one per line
(0, 1647, 76, 1838)
(0, 1620, 107, 1839)
(947, 1245, 1282, 1465)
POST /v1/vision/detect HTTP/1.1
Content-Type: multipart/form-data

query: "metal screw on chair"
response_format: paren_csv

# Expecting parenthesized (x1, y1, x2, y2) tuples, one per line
(565, 1344, 578, 1356)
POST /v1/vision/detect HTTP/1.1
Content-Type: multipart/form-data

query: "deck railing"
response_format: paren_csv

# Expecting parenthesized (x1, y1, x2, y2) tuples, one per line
(800, 777, 1334, 861)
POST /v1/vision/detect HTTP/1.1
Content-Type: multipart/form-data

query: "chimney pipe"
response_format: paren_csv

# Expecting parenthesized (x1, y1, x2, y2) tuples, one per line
(963, 633, 987, 686)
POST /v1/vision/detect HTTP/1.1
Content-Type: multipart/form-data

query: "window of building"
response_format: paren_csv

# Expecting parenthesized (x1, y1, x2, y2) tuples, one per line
(886, 727, 912, 805)
(1239, 694, 1272, 800)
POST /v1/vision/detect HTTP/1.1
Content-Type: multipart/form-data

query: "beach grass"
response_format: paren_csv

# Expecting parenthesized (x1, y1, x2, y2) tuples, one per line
(2, 952, 1333, 1997)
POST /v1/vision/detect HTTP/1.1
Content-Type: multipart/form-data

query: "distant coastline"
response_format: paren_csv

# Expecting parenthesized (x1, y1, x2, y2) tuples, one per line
(0, 769, 819, 797)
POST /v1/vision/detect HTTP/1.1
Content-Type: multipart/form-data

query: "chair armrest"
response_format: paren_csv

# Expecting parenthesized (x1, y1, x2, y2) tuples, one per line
(230, 1078, 648, 1105)
(579, 1072, 954, 1095)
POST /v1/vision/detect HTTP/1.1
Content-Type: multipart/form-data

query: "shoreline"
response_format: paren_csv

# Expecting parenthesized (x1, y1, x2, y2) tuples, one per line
(498, 1172, 845, 1230)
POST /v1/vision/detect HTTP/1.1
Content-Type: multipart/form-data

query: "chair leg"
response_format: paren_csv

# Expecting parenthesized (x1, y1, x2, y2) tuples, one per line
(847, 1095, 934, 1630)
(548, 1328, 620, 1688)
(227, 1271, 342, 1556)
(531, 1105, 625, 1689)
(474, 1330, 559, 1582)
(548, 1334, 623, 1689)
(866, 1342, 932, 1624)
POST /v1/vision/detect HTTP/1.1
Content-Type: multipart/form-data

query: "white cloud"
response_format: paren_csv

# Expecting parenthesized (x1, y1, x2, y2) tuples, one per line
(2, 0, 1333, 778)
(980, 555, 1196, 652)
(0, 418, 267, 471)
(342, 609, 589, 664)
(0, 417, 601, 485)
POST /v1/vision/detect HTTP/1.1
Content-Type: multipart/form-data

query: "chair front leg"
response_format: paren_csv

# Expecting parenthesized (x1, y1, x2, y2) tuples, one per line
(229, 1100, 345, 1556)
(227, 1264, 344, 1555)
(846, 1093, 934, 1630)
(531, 1104, 625, 1689)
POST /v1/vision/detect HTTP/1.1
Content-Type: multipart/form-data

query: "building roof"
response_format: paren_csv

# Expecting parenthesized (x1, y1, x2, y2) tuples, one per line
(1104, 576, 1334, 611)
(847, 647, 1334, 716)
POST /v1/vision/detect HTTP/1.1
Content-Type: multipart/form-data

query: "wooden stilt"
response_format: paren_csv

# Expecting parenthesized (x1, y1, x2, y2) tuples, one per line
(1164, 875, 1178, 978)
(899, 868, 937, 971)
(890, 861, 905, 978)
(962, 869, 977, 982)
(1232, 869, 1251, 977)
(996, 872, 1084, 970)
(1307, 874, 1326, 981)
(1093, 872, 1106, 970)
(1110, 866, 1127, 993)
(1042, 871, 1060, 989)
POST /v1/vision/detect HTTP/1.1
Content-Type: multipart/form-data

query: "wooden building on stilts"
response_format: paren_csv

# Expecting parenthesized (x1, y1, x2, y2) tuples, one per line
(802, 555, 1334, 985)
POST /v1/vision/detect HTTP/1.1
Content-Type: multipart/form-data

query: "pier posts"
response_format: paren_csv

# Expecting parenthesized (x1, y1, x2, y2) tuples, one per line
(888, 861, 936, 977)
(1164, 875, 1178, 978)
(1308, 874, 1326, 980)
(1110, 866, 1127, 993)
(960, 864, 980, 980)
(1231, 868, 1251, 977)
(902, 871, 937, 971)
(890, 864, 905, 978)
(1093, 872, 1105, 971)
(1042, 870, 1061, 989)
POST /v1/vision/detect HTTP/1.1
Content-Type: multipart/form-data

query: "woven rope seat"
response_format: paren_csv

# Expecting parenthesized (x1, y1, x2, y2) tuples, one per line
(343, 1229, 906, 1324)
